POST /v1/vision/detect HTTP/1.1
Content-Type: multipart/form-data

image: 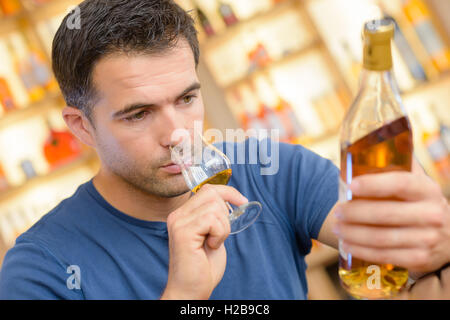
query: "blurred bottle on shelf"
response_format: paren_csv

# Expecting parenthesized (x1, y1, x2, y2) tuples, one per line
(25, 32, 58, 92)
(275, 96, 304, 142)
(385, 16, 427, 82)
(20, 158, 37, 180)
(195, 4, 216, 37)
(341, 40, 361, 90)
(243, 29, 272, 74)
(421, 128, 450, 183)
(0, 77, 17, 113)
(249, 78, 288, 141)
(7, 32, 47, 103)
(0, 0, 22, 16)
(218, 0, 238, 27)
(325, 88, 346, 129)
(311, 94, 335, 133)
(401, 0, 450, 73)
(253, 74, 305, 142)
(43, 117, 82, 170)
(0, 163, 9, 192)
(430, 104, 450, 153)
(235, 85, 268, 136)
(413, 110, 450, 184)
(311, 87, 346, 134)
(334, 84, 351, 109)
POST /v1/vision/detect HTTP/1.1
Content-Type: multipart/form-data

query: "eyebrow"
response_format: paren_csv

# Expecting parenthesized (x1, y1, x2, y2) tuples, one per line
(112, 82, 201, 119)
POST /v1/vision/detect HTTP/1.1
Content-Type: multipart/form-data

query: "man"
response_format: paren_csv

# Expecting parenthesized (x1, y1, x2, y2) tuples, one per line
(0, 0, 449, 299)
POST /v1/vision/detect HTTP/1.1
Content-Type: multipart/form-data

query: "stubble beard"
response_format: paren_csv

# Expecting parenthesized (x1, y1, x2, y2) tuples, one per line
(102, 150, 190, 198)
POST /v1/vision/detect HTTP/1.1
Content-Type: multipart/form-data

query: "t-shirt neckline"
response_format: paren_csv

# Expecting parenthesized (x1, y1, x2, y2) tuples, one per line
(84, 179, 168, 231)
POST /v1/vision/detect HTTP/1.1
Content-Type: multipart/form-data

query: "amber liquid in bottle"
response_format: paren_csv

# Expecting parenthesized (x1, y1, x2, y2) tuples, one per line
(339, 116, 413, 299)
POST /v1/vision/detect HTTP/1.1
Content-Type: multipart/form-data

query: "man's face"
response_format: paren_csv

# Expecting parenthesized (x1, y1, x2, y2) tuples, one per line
(89, 40, 204, 197)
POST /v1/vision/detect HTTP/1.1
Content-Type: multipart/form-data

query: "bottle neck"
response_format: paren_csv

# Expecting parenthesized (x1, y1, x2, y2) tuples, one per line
(358, 68, 402, 103)
(363, 43, 393, 71)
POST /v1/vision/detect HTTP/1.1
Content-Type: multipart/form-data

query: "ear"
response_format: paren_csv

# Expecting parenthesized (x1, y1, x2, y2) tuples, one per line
(62, 106, 97, 148)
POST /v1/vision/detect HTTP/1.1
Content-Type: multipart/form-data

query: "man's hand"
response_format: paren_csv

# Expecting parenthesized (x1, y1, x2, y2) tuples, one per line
(161, 184, 248, 300)
(333, 160, 450, 273)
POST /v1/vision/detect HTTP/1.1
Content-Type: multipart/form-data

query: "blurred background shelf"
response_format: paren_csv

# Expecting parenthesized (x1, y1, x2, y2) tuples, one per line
(0, 150, 97, 203)
(402, 72, 450, 98)
(0, 0, 449, 298)
(0, 90, 62, 129)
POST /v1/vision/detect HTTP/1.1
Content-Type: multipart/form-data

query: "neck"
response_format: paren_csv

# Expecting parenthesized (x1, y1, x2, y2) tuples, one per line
(92, 167, 191, 222)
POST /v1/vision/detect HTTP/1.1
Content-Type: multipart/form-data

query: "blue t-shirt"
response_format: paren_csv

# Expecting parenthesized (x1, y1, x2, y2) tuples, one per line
(0, 138, 339, 299)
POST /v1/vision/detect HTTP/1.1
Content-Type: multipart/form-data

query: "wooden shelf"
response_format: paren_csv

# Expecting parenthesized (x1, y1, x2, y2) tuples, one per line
(0, 91, 64, 130)
(401, 72, 450, 99)
(0, 150, 98, 203)
(200, 0, 299, 50)
(297, 127, 340, 147)
(223, 39, 321, 89)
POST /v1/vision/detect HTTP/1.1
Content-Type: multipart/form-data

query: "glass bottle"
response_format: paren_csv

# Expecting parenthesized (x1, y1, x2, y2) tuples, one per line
(195, 3, 215, 37)
(0, 77, 17, 113)
(338, 19, 413, 300)
(217, 0, 238, 27)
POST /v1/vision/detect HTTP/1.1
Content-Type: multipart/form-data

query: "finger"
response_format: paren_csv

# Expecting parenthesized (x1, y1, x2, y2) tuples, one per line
(336, 200, 445, 227)
(197, 184, 248, 208)
(334, 223, 438, 249)
(213, 201, 231, 237)
(205, 199, 231, 240)
(177, 184, 245, 215)
(349, 171, 437, 201)
(168, 201, 229, 250)
(340, 242, 431, 271)
(205, 214, 228, 250)
(191, 202, 229, 250)
(181, 196, 230, 228)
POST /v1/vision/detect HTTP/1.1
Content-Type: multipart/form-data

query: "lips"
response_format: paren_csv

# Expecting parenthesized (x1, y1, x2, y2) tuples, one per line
(160, 162, 182, 174)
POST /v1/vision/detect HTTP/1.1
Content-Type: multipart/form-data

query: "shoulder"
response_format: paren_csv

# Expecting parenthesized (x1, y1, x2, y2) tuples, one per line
(20, 181, 91, 245)
(0, 233, 83, 299)
(3, 180, 95, 273)
(0, 183, 92, 299)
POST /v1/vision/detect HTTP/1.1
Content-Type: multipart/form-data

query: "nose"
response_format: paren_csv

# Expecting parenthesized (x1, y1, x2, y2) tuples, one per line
(158, 105, 188, 147)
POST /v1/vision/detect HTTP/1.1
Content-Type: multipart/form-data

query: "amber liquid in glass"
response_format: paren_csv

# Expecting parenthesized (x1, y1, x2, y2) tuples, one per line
(191, 168, 232, 193)
(339, 116, 413, 299)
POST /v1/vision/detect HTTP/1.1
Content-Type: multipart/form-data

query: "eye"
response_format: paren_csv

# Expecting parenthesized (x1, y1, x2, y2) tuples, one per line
(125, 110, 150, 122)
(182, 95, 196, 105)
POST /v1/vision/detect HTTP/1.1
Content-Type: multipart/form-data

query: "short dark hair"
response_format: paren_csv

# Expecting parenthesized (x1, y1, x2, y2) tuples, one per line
(52, 0, 199, 122)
